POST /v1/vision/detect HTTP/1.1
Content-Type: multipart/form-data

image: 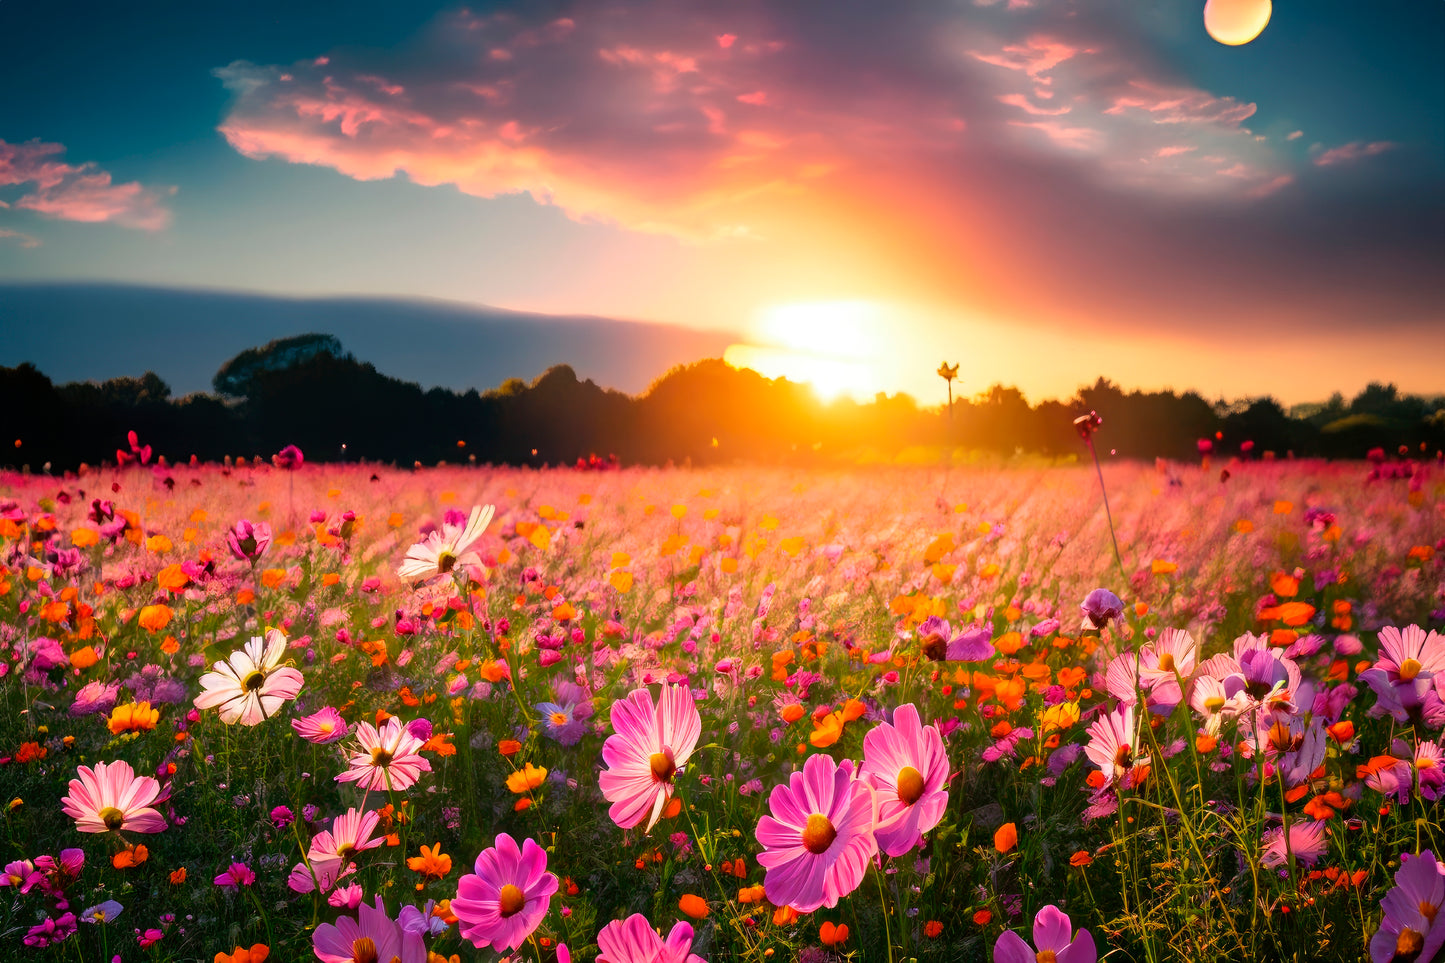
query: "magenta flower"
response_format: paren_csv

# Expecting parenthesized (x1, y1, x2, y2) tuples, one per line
(314, 895, 422, 963)
(994, 904, 1097, 963)
(859, 703, 949, 857)
(226, 518, 272, 563)
(596, 913, 705, 963)
(1374, 624, 1445, 694)
(292, 706, 350, 744)
(289, 808, 384, 894)
(916, 616, 994, 662)
(273, 444, 304, 469)
(599, 685, 701, 832)
(755, 754, 878, 913)
(1261, 820, 1329, 869)
(213, 862, 255, 891)
(336, 717, 432, 792)
(61, 760, 167, 834)
(1370, 850, 1445, 963)
(452, 833, 558, 952)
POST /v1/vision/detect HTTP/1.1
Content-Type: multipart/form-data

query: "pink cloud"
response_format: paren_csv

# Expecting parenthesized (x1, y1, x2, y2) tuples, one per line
(997, 93, 1069, 116)
(0, 139, 172, 230)
(1285, 130, 1303, 141)
(969, 37, 1083, 82)
(0, 228, 41, 248)
(1155, 145, 1195, 158)
(1103, 80, 1256, 127)
(1009, 120, 1102, 151)
(1313, 140, 1396, 167)
(717, 33, 737, 49)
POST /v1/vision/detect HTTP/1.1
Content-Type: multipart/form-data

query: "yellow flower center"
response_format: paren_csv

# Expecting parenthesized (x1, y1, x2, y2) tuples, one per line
(896, 766, 926, 806)
(801, 813, 837, 855)
(242, 670, 266, 691)
(498, 883, 526, 917)
(649, 750, 676, 784)
(371, 748, 394, 768)
(99, 806, 126, 831)
(337, 844, 356, 860)
(351, 936, 379, 963)
(1399, 658, 1423, 682)
(1396, 927, 1424, 958)
(1037, 952, 1058, 963)
(1204, 696, 1225, 713)
(551, 712, 569, 726)
(1157, 652, 1176, 673)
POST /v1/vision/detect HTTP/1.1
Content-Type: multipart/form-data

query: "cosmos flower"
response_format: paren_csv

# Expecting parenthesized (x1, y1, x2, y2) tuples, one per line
(1083, 704, 1149, 789)
(1080, 588, 1124, 631)
(1261, 820, 1329, 869)
(599, 685, 701, 832)
(292, 707, 350, 744)
(313, 896, 422, 963)
(336, 717, 432, 792)
(193, 629, 304, 726)
(397, 504, 494, 582)
(595, 913, 706, 963)
(226, 519, 272, 563)
(289, 808, 384, 894)
(79, 900, 123, 924)
(61, 760, 167, 834)
(859, 703, 949, 857)
(916, 616, 995, 662)
(535, 680, 595, 747)
(755, 753, 878, 913)
(452, 833, 558, 952)
(1373, 624, 1445, 695)
(1370, 850, 1445, 963)
(994, 905, 1097, 963)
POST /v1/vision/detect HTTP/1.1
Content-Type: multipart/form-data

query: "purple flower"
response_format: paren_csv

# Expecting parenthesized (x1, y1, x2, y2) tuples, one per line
(995, 905, 1096, 963)
(1080, 589, 1124, 631)
(226, 519, 272, 563)
(535, 680, 595, 747)
(1369, 850, 1445, 963)
(24, 912, 77, 947)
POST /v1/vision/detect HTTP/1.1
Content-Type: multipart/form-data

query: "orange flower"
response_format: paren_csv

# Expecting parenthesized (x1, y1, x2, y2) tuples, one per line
(779, 703, 806, 725)
(108, 701, 160, 735)
(421, 732, 456, 757)
(1150, 560, 1177, 575)
(994, 822, 1017, 854)
(138, 604, 173, 632)
(15, 742, 46, 763)
(1070, 850, 1094, 867)
(662, 797, 683, 820)
(407, 843, 453, 880)
(772, 905, 800, 926)
(551, 601, 578, 622)
(1327, 721, 1355, 744)
(69, 647, 100, 670)
(497, 739, 522, 757)
(819, 921, 849, 946)
(214, 945, 269, 963)
(1275, 602, 1316, 627)
(809, 710, 846, 748)
(260, 568, 287, 589)
(506, 762, 547, 793)
(156, 563, 190, 593)
(737, 884, 766, 904)
(678, 894, 709, 919)
(1268, 572, 1299, 598)
(973, 909, 993, 926)
(924, 920, 944, 938)
(170, 867, 188, 884)
(71, 527, 100, 547)
(113, 844, 148, 869)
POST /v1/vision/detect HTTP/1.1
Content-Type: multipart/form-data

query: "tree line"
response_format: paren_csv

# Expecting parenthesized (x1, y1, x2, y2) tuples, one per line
(5, 333, 1443, 471)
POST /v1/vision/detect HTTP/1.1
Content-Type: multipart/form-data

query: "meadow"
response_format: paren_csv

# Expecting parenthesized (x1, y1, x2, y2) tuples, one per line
(1, 451, 1441, 962)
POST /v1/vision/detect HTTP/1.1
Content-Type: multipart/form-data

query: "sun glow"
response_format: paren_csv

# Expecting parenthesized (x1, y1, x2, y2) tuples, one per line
(723, 301, 886, 401)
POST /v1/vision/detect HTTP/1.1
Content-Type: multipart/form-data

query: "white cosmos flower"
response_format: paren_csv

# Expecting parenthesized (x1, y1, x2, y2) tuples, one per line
(193, 628, 304, 726)
(397, 504, 495, 582)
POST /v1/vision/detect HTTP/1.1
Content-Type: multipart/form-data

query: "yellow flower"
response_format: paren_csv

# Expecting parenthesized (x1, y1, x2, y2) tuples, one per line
(506, 762, 547, 794)
(108, 701, 160, 735)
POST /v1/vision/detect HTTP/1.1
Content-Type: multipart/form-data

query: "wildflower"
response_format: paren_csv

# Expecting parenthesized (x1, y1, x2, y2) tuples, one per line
(452, 833, 558, 952)
(1083, 704, 1149, 789)
(291, 808, 385, 893)
(193, 629, 304, 726)
(291, 707, 350, 744)
(336, 717, 432, 792)
(313, 896, 416, 963)
(138, 604, 174, 632)
(599, 685, 701, 832)
(994, 904, 1097, 963)
(820, 921, 850, 946)
(535, 680, 594, 746)
(113, 844, 148, 868)
(678, 893, 709, 918)
(1369, 850, 1445, 963)
(214, 945, 270, 963)
(226, 519, 272, 563)
(1080, 589, 1124, 631)
(916, 616, 995, 662)
(62, 760, 167, 834)
(1261, 820, 1329, 869)
(80, 900, 123, 924)
(995, 822, 1018, 854)
(398, 504, 494, 582)
(23, 912, 77, 948)
(756, 753, 878, 913)
(408, 843, 453, 881)
(924, 920, 944, 938)
(595, 913, 705, 963)
(214, 862, 256, 891)
(506, 763, 547, 794)
(273, 444, 304, 469)
(107, 701, 160, 735)
(859, 703, 949, 857)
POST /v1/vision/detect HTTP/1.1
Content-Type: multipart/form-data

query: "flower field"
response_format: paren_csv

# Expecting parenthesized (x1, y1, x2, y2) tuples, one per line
(1, 455, 1442, 962)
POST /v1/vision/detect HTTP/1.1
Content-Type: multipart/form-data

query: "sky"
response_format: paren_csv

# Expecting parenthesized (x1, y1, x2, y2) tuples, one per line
(1, 0, 1442, 405)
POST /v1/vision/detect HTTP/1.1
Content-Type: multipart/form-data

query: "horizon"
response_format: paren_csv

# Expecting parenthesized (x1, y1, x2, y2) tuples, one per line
(2, 2, 1443, 404)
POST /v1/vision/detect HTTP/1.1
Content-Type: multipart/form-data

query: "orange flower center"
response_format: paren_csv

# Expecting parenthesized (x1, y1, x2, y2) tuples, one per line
(371, 748, 394, 768)
(1204, 695, 1225, 713)
(498, 883, 526, 917)
(350, 936, 379, 963)
(550, 712, 568, 726)
(1399, 658, 1423, 682)
(1396, 927, 1424, 958)
(99, 806, 125, 831)
(896, 766, 926, 806)
(1113, 744, 1134, 773)
(801, 813, 837, 855)
(1157, 652, 1176, 673)
(649, 750, 676, 783)
(1037, 952, 1058, 963)
(1422, 899, 1439, 923)
(242, 670, 266, 691)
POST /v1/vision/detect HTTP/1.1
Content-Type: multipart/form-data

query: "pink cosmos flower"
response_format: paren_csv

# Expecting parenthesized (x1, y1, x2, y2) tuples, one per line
(1261, 820, 1329, 869)
(1370, 849, 1445, 963)
(314, 895, 422, 963)
(859, 703, 949, 857)
(213, 862, 255, 891)
(292, 707, 350, 744)
(995, 904, 1097, 963)
(397, 504, 494, 582)
(1083, 704, 1148, 789)
(1374, 624, 1445, 695)
(1415, 741, 1444, 801)
(755, 754, 878, 913)
(226, 518, 272, 562)
(336, 717, 432, 792)
(193, 629, 304, 726)
(289, 808, 384, 893)
(452, 833, 558, 952)
(599, 685, 702, 832)
(62, 760, 167, 834)
(1139, 628, 1198, 688)
(596, 913, 705, 963)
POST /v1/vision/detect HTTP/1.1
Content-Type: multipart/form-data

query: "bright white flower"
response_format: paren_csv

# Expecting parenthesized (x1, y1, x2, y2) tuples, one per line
(397, 504, 495, 582)
(193, 628, 304, 726)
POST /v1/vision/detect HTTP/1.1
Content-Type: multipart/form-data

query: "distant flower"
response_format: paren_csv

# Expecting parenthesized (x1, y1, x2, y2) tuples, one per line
(535, 680, 595, 746)
(226, 519, 272, 563)
(273, 444, 304, 469)
(994, 904, 1097, 963)
(596, 913, 706, 963)
(313, 896, 419, 963)
(292, 707, 349, 744)
(1369, 849, 1445, 963)
(859, 704, 949, 857)
(756, 753, 878, 913)
(107, 701, 160, 735)
(336, 717, 432, 792)
(62, 760, 167, 834)
(452, 833, 558, 952)
(407, 843, 453, 881)
(917, 616, 995, 662)
(1080, 589, 1123, 631)
(398, 504, 494, 582)
(599, 685, 701, 832)
(193, 629, 304, 726)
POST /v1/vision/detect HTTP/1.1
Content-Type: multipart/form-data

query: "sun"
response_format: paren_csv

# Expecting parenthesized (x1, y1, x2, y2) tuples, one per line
(723, 301, 885, 401)
(1204, 0, 1271, 46)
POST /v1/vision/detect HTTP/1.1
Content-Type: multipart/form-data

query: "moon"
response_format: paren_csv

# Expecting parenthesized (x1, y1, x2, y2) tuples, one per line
(1204, 0, 1272, 46)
